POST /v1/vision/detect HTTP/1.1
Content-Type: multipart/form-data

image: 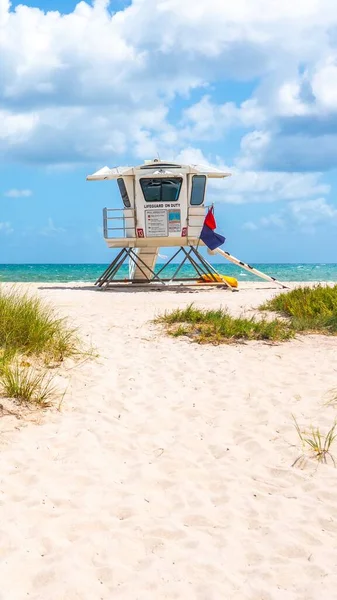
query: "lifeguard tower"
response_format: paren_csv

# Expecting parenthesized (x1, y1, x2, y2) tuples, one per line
(86, 159, 234, 287)
(87, 158, 287, 289)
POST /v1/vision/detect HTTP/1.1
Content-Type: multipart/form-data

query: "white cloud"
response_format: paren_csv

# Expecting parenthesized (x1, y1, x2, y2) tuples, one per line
(181, 96, 267, 141)
(242, 221, 258, 231)
(4, 188, 32, 197)
(231, 52, 337, 171)
(238, 131, 272, 169)
(243, 197, 337, 233)
(0, 221, 14, 234)
(173, 146, 209, 166)
(242, 214, 285, 231)
(40, 218, 66, 237)
(288, 197, 337, 225)
(175, 148, 331, 205)
(222, 167, 330, 204)
(311, 59, 337, 111)
(0, 110, 39, 142)
(1, 0, 337, 168)
(260, 213, 286, 228)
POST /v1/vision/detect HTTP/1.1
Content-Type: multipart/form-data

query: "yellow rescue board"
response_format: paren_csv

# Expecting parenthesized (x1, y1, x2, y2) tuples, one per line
(197, 273, 238, 287)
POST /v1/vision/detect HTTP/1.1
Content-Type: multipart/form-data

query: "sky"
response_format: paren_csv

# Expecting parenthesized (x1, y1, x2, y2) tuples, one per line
(1, 0, 337, 263)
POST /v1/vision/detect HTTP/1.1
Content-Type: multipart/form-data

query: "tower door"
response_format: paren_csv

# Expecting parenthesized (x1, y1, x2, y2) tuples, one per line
(187, 174, 207, 238)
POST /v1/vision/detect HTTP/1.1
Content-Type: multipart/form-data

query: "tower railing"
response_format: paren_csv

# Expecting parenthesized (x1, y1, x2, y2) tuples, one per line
(103, 208, 136, 239)
(102, 206, 208, 240)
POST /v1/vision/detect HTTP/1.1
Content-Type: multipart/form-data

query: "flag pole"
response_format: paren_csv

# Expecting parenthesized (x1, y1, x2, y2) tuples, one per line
(195, 205, 235, 290)
(211, 248, 289, 289)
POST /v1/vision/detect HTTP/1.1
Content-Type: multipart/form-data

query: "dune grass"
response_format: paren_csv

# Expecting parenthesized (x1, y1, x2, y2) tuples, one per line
(323, 388, 337, 407)
(0, 287, 79, 363)
(156, 304, 293, 344)
(157, 285, 337, 344)
(292, 416, 337, 467)
(0, 287, 80, 408)
(0, 363, 57, 408)
(260, 284, 337, 334)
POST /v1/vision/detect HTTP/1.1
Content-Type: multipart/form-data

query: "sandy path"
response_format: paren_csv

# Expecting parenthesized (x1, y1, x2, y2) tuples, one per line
(1, 282, 337, 599)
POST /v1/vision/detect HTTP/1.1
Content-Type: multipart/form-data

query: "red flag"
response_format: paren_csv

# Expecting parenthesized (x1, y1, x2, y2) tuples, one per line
(204, 206, 216, 230)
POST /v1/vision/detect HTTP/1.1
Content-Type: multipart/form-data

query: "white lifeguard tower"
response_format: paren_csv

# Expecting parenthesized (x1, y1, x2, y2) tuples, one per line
(86, 158, 233, 287)
(87, 158, 287, 289)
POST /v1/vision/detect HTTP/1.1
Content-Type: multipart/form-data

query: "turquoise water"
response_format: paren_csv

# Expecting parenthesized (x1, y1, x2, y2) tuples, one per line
(0, 263, 336, 282)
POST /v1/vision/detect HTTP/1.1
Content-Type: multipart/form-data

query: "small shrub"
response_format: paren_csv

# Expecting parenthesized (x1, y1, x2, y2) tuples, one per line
(0, 363, 57, 408)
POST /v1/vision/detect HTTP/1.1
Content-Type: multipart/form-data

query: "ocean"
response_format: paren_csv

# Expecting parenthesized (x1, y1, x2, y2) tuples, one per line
(0, 263, 336, 283)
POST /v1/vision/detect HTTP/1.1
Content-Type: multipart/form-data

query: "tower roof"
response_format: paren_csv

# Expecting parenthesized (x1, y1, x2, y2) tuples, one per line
(86, 159, 231, 181)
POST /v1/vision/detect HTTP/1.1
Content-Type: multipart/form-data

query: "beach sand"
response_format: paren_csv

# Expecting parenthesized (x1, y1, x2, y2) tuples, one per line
(1, 282, 337, 600)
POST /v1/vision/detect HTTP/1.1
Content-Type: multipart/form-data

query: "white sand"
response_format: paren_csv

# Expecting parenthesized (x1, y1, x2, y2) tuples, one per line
(1, 282, 337, 600)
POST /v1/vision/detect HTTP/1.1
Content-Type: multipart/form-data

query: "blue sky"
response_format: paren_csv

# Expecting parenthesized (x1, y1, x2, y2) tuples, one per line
(1, 0, 337, 263)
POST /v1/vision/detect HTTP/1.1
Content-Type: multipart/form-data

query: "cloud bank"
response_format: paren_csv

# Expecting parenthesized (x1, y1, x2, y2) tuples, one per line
(1, 0, 337, 168)
(1, 0, 337, 228)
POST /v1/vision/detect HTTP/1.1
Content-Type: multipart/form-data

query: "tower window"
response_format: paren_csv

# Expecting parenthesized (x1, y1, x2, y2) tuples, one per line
(190, 175, 206, 206)
(117, 178, 131, 208)
(140, 178, 182, 202)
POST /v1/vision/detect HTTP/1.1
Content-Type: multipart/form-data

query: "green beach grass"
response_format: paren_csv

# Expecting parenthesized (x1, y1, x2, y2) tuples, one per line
(292, 416, 337, 467)
(157, 284, 337, 344)
(0, 287, 79, 406)
(156, 304, 293, 344)
(260, 284, 337, 334)
(0, 362, 57, 408)
(0, 287, 78, 363)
